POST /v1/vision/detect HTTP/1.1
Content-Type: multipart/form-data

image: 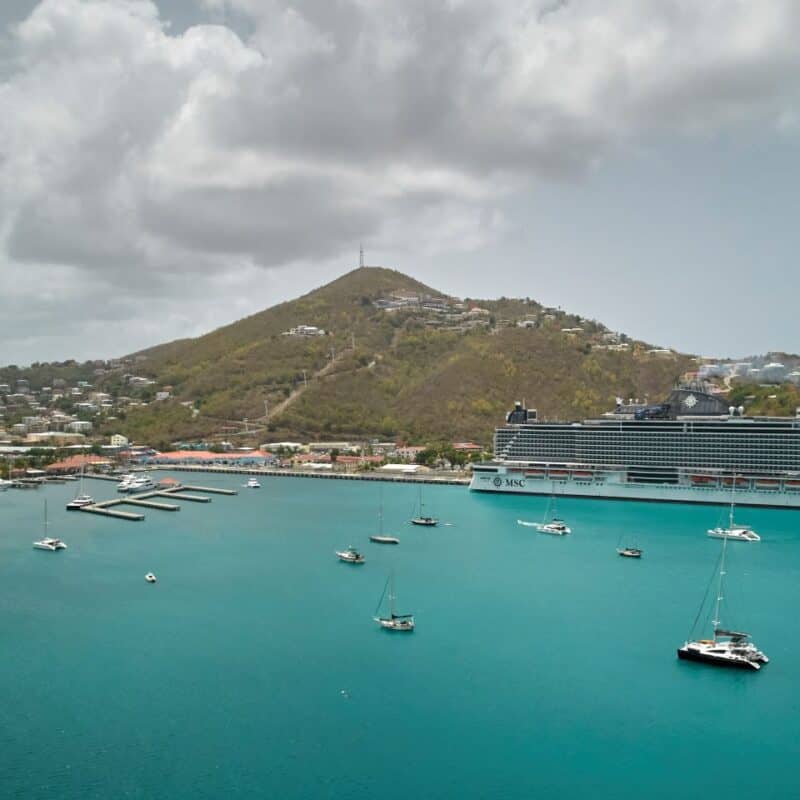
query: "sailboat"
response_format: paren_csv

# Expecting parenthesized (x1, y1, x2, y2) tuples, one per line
(373, 572, 415, 632)
(370, 487, 399, 544)
(677, 535, 768, 670)
(518, 491, 570, 535)
(707, 475, 760, 542)
(410, 485, 438, 526)
(33, 500, 68, 551)
(66, 464, 94, 510)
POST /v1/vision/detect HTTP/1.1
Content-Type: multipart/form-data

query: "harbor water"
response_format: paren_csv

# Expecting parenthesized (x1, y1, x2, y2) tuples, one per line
(1, 474, 799, 799)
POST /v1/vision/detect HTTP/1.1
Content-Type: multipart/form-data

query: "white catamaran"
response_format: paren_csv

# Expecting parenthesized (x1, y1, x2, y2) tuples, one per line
(707, 476, 760, 542)
(518, 491, 571, 535)
(33, 500, 68, 551)
(677, 535, 768, 670)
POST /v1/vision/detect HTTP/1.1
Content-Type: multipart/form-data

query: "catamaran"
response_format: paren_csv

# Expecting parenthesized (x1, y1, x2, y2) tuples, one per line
(518, 492, 571, 535)
(373, 572, 415, 632)
(33, 500, 68, 551)
(708, 476, 760, 542)
(677, 535, 768, 670)
(410, 485, 437, 526)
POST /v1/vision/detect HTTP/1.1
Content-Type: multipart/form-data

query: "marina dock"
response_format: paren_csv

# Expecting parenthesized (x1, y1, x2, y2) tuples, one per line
(76, 481, 237, 521)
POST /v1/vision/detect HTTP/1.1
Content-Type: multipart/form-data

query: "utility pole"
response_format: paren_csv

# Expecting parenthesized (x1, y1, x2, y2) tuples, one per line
(359, 243, 364, 269)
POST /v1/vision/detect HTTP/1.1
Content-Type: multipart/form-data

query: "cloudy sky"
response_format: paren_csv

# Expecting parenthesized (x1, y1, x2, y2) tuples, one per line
(1, 0, 798, 365)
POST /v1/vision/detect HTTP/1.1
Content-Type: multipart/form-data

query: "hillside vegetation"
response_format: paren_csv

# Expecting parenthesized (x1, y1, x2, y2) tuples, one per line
(91, 267, 692, 445)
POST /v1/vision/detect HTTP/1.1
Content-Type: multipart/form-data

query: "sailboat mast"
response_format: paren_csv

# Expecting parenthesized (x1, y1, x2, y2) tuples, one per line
(389, 571, 396, 617)
(712, 534, 728, 640)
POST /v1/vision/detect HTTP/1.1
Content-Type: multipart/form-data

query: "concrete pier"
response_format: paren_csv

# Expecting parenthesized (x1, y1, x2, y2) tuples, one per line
(80, 505, 145, 521)
(158, 491, 211, 503)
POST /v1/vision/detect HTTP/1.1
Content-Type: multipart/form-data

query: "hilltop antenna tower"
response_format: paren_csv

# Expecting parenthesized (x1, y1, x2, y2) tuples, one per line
(359, 244, 364, 269)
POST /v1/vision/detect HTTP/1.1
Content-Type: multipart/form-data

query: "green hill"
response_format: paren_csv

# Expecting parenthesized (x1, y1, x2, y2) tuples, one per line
(95, 267, 693, 446)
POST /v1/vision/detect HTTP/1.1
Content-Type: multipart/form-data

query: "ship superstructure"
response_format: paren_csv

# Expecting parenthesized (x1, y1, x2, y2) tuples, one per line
(470, 386, 800, 507)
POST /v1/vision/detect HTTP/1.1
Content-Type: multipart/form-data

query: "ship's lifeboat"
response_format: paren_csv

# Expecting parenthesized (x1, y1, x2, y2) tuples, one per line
(572, 471, 593, 481)
(755, 478, 780, 490)
(525, 469, 546, 479)
(690, 474, 718, 487)
(548, 469, 569, 480)
(785, 480, 800, 491)
(721, 476, 749, 487)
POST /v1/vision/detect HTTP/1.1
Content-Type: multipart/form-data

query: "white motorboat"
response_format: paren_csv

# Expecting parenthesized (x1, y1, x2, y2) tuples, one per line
(245, 477, 261, 488)
(0, 478, 11, 492)
(336, 546, 365, 564)
(374, 572, 415, 632)
(617, 547, 643, 558)
(677, 534, 768, 670)
(707, 476, 760, 541)
(145, 573, 157, 583)
(116, 474, 137, 492)
(127, 476, 156, 493)
(33, 501, 67, 551)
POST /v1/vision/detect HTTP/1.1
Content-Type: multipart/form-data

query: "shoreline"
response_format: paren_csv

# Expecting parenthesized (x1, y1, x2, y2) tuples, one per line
(147, 464, 470, 486)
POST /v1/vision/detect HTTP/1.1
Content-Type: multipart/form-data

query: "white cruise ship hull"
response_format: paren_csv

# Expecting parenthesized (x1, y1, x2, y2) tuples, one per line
(470, 465, 800, 509)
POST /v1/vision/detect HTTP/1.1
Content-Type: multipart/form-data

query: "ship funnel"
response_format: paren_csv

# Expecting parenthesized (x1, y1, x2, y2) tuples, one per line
(738, 406, 745, 416)
(729, 406, 735, 416)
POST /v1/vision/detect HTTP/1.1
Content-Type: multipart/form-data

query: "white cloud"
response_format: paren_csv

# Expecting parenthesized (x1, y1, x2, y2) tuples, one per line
(1, 0, 800, 362)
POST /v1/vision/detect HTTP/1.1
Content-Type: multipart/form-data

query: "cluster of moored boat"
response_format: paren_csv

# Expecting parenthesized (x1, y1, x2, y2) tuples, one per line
(333, 488, 440, 632)
(514, 490, 768, 671)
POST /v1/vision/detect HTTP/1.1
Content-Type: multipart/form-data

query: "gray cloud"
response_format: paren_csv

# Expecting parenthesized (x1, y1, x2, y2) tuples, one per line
(2, 0, 800, 362)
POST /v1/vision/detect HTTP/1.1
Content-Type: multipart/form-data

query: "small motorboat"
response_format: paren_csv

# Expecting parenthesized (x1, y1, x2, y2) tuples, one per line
(617, 547, 643, 558)
(245, 477, 261, 488)
(370, 535, 400, 545)
(336, 546, 365, 564)
(145, 573, 157, 583)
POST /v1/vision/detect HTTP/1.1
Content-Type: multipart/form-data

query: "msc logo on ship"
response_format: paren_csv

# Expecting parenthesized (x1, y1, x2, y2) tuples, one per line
(494, 476, 526, 488)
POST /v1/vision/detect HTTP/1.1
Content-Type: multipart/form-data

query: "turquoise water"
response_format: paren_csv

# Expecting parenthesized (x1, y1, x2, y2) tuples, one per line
(1, 474, 799, 799)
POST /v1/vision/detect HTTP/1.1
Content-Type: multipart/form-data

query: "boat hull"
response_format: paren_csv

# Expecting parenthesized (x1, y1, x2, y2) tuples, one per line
(471, 466, 800, 508)
(677, 646, 761, 671)
(370, 536, 400, 544)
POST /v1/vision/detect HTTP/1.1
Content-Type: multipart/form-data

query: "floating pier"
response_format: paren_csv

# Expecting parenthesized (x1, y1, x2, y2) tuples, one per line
(80, 505, 145, 521)
(76, 482, 235, 522)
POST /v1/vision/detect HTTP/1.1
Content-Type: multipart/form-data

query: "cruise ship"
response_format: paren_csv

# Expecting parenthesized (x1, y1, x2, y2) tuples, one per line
(470, 385, 800, 508)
